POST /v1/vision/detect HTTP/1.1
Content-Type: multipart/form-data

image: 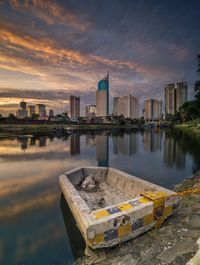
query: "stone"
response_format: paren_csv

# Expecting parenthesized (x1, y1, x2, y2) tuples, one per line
(111, 254, 139, 265)
(178, 206, 192, 215)
(190, 215, 200, 228)
(140, 249, 154, 262)
(157, 240, 197, 264)
(179, 229, 200, 240)
(186, 237, 200, 265)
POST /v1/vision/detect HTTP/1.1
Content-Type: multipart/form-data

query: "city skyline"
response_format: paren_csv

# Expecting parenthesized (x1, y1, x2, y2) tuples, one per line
(0, 1, 200, 116)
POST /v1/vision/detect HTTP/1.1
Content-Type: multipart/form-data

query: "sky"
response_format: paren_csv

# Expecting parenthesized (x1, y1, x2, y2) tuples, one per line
(0, 0, 200, 116)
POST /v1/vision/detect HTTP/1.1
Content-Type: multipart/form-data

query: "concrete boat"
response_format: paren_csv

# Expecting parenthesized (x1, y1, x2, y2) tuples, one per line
(59, 167, 180, 249)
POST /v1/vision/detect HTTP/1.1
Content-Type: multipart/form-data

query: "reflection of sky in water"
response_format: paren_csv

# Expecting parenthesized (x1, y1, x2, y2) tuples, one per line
(0, 129, 200, 265)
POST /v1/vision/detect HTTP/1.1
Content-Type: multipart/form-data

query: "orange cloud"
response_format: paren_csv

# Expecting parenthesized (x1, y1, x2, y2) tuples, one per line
(9, 0, 90, 31)
(0, 28, 90, 65)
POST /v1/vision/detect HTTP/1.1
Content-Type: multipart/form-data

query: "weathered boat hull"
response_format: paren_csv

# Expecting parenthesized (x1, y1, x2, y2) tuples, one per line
(59, 167, 179, 249)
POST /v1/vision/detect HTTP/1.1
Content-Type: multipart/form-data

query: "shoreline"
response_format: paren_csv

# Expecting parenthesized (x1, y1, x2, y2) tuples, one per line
(175, 124, 200, 140)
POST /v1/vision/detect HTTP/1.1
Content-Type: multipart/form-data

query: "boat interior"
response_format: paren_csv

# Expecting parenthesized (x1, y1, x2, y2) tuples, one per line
(67, 167, 163, 211)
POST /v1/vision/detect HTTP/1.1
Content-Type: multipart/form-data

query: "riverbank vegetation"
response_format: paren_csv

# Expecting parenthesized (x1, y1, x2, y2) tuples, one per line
(179, 54, 200, 123)
(174, 55, 200, 138)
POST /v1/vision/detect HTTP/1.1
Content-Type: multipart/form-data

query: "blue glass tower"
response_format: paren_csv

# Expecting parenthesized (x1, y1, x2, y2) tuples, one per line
(97, 72, 109, 114)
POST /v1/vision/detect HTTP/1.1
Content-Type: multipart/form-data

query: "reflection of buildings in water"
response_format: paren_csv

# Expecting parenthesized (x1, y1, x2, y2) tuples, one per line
(96, 135, 109, 167)
(112, 136, 118, 154)
(29, 137, 35, 146)
(70, 134, 80, 155)
(18, 137, 28, 150)
(49, 136, 54, 142)
(60, 194, 85, 260)
(86, 134, 96, 147)
(39, 137, 47, 147)
(143, 130, 162, 152)
(164, 136, 185, 168)
(112, 133, 138, 156)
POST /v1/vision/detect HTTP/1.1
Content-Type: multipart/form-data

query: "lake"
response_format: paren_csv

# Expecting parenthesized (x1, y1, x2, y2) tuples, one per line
(0, 128, 200, 265)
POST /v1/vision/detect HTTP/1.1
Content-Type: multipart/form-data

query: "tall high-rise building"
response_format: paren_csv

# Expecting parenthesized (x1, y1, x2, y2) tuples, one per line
(70, 96, 80, 118)
(165, 83, 176, 115)
(16, 101, 27, 118)
(96, 72, 109, 116)
(117, 95, 139, 118)
(144, 99, 162, 120)
(49, 109, 54, 117)
(165, 82, 188, 116)
(35, 104, 46, 118)
(20, 101, 27, 112)
(176, 82, 188, 111)
(86, 104, 96, 117)
(113, 97, 119, 115)
(27, 105, 35, 117)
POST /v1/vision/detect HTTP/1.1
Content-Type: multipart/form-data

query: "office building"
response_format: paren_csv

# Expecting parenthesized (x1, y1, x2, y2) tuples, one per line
(27, 105, 35, 117)
(113, 97, 119, 115)
(96, 72, 109, 116)
(20, 101, 27, 112)
(70, 95, 80, 118)
(165, 83, 176, 115)
(35, 104, 46, 118)
(16, 101, 27, 118)
(117, 95, 139, 118)
(176, 82, 188, 111)
(49, 109, 54, 117)
(144, 99, 162, 120)
(165, 82, 188, 116)
(86, 104, 96, 117)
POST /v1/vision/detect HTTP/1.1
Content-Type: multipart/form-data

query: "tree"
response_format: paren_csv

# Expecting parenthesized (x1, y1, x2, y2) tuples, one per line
(8, 113, 17, 120)
(31, 113, 39, 120)
(179, 54, 200, 121)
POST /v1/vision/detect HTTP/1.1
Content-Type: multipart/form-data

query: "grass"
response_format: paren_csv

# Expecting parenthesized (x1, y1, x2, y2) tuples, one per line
(175, 121, 200, 139)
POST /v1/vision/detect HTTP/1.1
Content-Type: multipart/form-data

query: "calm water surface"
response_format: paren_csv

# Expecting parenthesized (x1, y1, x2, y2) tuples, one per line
(0, 129, 200, 265)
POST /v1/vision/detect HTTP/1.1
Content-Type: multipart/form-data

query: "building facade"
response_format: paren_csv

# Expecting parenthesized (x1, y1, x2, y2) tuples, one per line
(176, 82, 188, 111)
(165, 82, 188, 116)
(16, 101, 27, 118)
(49, 109, 54, 117)
(117, 95, 139, 119)
(86, 104, 96, 117)
(27, 105, 35, 117)
(165, 83, 176, 115)
(113, 97, 119, 115)
(70, 96, 80, 118)
(96, 72, 109, 116)
(35, 104, 46, 118)
(144, 99, 162, 120)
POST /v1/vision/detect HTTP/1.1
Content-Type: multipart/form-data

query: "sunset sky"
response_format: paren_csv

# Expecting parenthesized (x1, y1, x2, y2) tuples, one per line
(0, 0, 200, 115)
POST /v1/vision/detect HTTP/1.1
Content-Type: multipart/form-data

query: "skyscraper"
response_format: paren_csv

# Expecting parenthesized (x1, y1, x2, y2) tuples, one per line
(20, 101, 27, 112)
(117, 95, 139, 118)
(165, 82, 188, 116)
(16, 100, 27, 118)
(35, 104, 46, 118)
(113, 97, 119, 115)
(144, 99, 162, 120)
(96, 72, 109, 116)
(176, 82, 188, 111)
(27, 105, 35, 117)
(165, 83, 176, 115)
(70, 96, 80, 118)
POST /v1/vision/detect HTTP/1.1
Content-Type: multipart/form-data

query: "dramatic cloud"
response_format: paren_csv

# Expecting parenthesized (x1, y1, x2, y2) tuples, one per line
(0, 0, 200, 115)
